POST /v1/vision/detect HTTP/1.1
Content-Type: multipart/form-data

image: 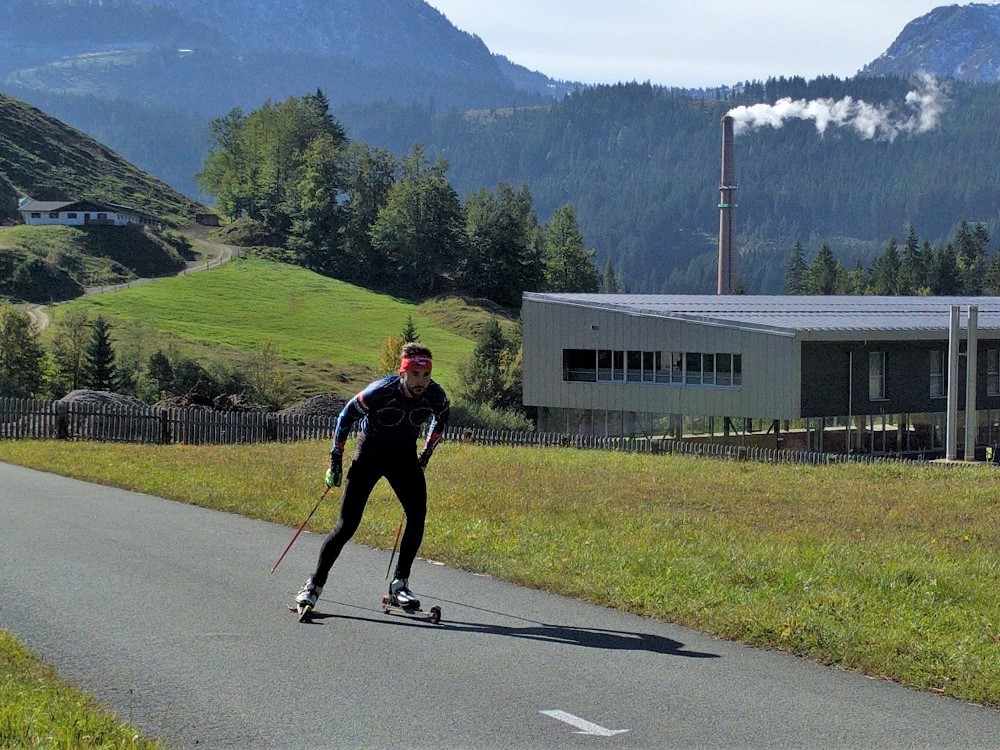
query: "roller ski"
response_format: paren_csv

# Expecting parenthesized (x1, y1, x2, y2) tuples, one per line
(289, 577, 323, 623)
(380, 578, 442, 624)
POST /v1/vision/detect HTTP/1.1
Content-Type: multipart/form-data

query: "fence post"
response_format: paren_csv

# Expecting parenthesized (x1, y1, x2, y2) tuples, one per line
(56, 401, 69, 440)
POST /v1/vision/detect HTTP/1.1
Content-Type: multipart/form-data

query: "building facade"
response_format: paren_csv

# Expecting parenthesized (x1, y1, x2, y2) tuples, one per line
(522, 294, 1000, 457)
(17, 199, 163, 229)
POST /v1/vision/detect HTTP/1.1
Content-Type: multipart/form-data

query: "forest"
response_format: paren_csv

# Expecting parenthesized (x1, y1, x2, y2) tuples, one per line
(197, 92, 607, 310)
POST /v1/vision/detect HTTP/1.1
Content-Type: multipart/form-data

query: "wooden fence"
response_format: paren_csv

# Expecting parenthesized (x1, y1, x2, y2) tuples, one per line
(0, 397, 969, 468)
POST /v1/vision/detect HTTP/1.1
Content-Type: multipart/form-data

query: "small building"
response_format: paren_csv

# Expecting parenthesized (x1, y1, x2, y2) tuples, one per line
(17, 199, 163, 229)
(522, 293, 1000, 457)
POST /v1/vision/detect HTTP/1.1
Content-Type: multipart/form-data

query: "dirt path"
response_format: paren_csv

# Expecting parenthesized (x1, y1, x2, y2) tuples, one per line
(23, 233, 240, 333)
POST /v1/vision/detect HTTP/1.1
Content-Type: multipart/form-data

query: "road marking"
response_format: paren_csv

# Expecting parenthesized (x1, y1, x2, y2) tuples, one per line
(541, 710, 629, 737)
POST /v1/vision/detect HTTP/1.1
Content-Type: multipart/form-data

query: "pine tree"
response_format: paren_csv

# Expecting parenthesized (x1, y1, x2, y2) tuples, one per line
(600, 258, 621, 293)
(807, 244, 841, 295)
(542, 204, 599, 292)
(0, 303, 45, 398)
(457, 317, 509, 407)
(401, 315, 419, 343)
(869, 238, 900, 295)
(87, 316, 118, 391)
(783, 240, 808, 294)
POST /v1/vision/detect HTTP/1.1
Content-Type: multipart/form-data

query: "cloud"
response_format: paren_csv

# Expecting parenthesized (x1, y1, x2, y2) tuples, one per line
(726, 73, 948, 141)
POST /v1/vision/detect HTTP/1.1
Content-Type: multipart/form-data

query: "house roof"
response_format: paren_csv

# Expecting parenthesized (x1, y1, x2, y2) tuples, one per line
(523, 293, 1000, 339)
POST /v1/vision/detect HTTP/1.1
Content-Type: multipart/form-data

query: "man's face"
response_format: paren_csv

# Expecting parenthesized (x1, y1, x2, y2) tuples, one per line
(400, 368, 432, 397)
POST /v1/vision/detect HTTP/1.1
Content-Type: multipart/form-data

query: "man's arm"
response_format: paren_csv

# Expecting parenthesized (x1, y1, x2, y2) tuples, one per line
(419, 391, 450, 468)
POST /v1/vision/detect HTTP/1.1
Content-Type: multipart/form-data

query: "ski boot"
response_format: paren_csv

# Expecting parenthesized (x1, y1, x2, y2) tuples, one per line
(389, 577, 420, 611)
(293, 577, 323, 622)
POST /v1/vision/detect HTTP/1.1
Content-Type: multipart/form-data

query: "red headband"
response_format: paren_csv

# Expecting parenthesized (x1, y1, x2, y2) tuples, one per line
(400, 354, 432, 372)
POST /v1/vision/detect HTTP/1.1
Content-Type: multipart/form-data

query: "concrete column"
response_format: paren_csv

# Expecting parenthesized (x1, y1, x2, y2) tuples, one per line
(965, 305, 979, 461)
(946, 305, 961, 460)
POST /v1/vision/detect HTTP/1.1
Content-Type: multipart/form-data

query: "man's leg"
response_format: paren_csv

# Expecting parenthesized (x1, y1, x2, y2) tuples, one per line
(310, 456, 381, 587)
(385, 459, 427, 582)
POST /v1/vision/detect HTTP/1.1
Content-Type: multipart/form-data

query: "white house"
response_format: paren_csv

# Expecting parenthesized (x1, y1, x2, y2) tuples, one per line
(17, 199, 163, 229)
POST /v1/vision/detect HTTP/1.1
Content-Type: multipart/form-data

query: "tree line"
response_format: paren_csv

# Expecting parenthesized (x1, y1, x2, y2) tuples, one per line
(197, 91, 615, 309)
(783, 221, 1000, 295)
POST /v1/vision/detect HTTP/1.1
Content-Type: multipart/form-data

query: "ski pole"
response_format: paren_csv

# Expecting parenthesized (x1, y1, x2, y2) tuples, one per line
(270, 485, 332, 574)
(384, 516, 404, 580)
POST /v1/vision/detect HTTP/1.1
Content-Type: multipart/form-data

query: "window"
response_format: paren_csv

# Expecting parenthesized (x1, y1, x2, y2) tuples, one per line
(30, 212, 41, 218)
(49, 212, 59, 218)
(702, 353, 715, 385)
(597, 350, 624, 382)
(869, 351, 886, 400)
(67, 213, 77, 219)
(655, 351, 672, 383)
(685, 352, 702, 385)
(626, 350, 642, 382)
(561, 348, 742, 388)
(988, 349, 1000, 396)
(929, 350, 945, 398)
(716, 353, 732, 386)
(641, 351, 656, 383)
(564, 349, 596, 382)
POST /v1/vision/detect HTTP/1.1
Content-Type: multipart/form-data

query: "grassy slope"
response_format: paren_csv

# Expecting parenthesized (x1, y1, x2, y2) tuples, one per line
(53, 257, 505, 396)
(0, 92, 201, 226)
(0, 440, 997, 709)
(0, 629, 161, 748)
(0, 224, 186, 289)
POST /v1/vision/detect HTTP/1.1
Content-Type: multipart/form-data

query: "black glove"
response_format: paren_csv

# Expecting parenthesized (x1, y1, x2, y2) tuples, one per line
(326, 451, 343, 487)
(418, 447, 433, 469)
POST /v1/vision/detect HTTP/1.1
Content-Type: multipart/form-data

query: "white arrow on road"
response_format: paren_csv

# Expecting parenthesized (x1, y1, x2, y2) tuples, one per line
(541, 710, 629, 737)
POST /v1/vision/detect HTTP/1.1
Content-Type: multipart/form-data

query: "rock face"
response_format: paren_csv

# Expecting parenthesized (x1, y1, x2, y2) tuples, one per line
(860, 3, 1000, 83)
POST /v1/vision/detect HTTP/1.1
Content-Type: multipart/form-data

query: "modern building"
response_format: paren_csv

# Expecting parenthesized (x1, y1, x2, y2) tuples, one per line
(17, 199, 163, 229)
(522, 293, 1000, 457)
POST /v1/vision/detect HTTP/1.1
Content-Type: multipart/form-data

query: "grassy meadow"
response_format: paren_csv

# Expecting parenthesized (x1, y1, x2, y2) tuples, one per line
(1, 439, 997, 710)
(47, 257, 512, 398)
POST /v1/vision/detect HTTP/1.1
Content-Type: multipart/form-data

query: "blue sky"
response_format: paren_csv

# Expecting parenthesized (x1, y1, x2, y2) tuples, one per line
(425, 2, 982, 88)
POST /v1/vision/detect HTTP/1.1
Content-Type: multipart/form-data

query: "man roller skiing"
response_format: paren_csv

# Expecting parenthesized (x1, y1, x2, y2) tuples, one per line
(295, 342, 449, 616)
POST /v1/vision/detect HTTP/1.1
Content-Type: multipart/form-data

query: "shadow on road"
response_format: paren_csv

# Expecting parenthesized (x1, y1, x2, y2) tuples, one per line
(297, 600, 720, 659)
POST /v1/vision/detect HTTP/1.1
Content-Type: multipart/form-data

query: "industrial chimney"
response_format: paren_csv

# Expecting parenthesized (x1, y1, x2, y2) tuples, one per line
(717, 115, 737, 295)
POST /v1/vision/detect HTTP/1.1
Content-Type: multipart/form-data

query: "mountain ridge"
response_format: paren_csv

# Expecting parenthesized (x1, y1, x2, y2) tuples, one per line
(861, 3, 1000, 82)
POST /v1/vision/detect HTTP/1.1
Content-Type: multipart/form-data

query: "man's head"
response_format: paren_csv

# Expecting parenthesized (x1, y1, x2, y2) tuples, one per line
(399, 342, 432, 397)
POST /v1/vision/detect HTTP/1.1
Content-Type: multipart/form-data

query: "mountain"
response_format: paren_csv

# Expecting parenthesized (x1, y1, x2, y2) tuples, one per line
(0, 0, 572, 115)
(0, 92, 201, 224)
(860, 3, 1000, 82)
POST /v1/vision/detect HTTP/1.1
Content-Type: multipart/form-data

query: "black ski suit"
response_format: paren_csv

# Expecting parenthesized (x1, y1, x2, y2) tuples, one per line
(310, 375, 449, 587)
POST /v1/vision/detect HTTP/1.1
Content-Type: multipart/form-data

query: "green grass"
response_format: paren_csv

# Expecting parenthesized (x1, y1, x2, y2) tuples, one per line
(1, 440, 997, 709)
(51, 258, 501, 396)
(0, 629, 161, 749)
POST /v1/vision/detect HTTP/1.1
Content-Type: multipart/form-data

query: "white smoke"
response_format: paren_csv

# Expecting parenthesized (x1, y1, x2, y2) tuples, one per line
(726, 73, 947, 141)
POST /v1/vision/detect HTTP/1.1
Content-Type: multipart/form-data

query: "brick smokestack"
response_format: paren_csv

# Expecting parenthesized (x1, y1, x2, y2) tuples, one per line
(718, 115, 737, 295)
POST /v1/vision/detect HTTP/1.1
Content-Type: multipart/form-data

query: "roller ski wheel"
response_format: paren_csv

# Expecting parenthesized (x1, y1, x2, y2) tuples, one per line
(380, 594, 442, 624)
(287, 603, 314, 622)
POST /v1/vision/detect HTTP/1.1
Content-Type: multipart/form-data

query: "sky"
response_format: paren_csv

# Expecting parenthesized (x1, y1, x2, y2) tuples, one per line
(424, 2, 992, 88)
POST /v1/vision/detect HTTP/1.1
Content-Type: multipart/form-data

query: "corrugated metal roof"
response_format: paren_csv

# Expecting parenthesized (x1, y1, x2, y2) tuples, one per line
(523, 293, 1000, 335)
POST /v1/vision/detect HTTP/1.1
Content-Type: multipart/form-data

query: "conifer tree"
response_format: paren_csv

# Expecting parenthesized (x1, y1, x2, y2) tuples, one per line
(87, 316, 118, 391)
(401, 315, 419, 343)
(542, 204, 599, 292)
(783, 240, 808, 294)
(600, 258, 621, 294)
(807, 243, 841, 295)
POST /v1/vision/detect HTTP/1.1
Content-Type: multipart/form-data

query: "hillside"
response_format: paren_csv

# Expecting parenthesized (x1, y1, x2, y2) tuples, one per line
(0, 224, 188, 302)
(56, 258, 516, 399)
(0, 93, 202, 224)
(860, 3, 1000, 83)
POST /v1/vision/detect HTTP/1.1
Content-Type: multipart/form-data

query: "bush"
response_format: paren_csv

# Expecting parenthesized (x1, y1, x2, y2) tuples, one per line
(448, 398, 533, 431)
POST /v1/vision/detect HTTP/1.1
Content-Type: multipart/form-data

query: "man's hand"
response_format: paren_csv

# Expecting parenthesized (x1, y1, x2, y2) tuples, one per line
(326, 451, 343, 487)
(418, 447, 433, 469)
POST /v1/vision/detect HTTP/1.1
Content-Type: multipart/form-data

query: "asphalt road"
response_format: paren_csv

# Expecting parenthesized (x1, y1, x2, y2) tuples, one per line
(2, 462, 998, 749)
